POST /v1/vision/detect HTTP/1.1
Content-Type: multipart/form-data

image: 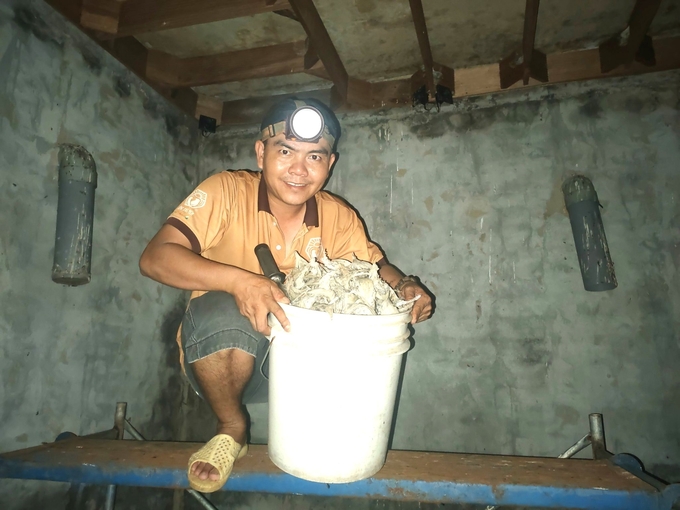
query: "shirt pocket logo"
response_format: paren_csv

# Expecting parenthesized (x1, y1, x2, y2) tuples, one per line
(305, 237, 323, 259)
(185, 189, 207, 209)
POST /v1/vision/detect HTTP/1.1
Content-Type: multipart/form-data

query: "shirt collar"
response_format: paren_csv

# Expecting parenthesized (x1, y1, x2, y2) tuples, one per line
(257, 173, 319, 228)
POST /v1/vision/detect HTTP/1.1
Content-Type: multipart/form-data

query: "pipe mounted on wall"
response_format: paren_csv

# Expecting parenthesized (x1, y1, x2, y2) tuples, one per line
(52, 144, 97, 286)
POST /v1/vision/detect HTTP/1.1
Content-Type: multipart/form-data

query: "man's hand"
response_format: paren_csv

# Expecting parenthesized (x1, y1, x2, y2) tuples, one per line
(231, 273, 291, 336)
(400, 282, 433, 325)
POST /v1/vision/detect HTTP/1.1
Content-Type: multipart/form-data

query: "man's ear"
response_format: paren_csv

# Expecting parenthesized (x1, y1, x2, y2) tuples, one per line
(255, 140, 265, 170)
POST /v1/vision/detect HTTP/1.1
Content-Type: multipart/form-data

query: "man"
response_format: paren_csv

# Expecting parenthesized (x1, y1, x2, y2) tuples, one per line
(139, 98, 433, 493)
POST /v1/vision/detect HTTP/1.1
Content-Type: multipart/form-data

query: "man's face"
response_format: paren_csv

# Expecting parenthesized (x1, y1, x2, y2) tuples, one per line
(255, 133, 336, 210)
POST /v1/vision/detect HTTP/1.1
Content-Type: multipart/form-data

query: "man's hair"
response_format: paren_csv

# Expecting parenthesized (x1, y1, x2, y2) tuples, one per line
(260, 98, 341, 152)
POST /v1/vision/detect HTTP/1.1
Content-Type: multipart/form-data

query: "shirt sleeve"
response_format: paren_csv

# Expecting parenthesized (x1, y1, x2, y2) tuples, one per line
(165, 173, 231, 254)
(327, 207, 386, 266)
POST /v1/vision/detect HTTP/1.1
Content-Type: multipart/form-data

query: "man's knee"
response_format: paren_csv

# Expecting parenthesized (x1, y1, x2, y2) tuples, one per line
(182, 292, 264, 363)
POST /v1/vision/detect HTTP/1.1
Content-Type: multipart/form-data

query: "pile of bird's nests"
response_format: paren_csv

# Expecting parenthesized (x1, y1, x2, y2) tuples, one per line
(283, 252, 419, 316)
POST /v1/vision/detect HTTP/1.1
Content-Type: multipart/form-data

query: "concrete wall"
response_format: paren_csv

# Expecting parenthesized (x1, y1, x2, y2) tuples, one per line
(196, 71, 680, 508)
(2, 0, 679, 508)
(0, 1, 198, 508)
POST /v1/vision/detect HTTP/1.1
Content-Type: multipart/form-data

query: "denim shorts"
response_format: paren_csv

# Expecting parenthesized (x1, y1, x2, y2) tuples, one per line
(181, 291, 269, 404)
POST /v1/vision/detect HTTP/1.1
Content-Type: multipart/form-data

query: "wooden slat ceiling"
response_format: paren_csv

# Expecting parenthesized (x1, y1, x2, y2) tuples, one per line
(44, 0, 680, 126)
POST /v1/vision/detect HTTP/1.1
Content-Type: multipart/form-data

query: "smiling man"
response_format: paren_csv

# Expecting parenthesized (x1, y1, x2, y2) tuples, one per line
(139, 98, 433, 493)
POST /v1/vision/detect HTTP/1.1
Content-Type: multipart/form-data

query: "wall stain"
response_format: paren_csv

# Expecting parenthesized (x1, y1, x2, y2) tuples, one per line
(80, 48, 102, 76)
(580, 95, 603, 119)
(424, 196, 434, 214)
(555, 404, 580, 426)
(13, 5, 64, 49)
(145, 299, 187, 441)
(409, 114, 454, 139)
(466, 206, 487, 219)
(354, 0, 377, 13)
(440, 189, 455, 202)
(544, 180, 567, 218)
(518, 337, 551, 366)
(113, 75, 132, 98)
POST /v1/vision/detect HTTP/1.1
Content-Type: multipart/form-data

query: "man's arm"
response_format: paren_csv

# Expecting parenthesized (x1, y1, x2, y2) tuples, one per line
(139, 224, 290, 334)
(379, 263, 434, 325)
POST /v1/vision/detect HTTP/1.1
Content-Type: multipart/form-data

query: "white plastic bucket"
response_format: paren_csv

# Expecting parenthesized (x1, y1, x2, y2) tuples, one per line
(267, 303, 411, 483)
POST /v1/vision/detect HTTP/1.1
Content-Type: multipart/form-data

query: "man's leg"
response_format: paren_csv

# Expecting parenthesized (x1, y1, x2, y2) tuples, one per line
(181, 291, 267, 482)
(190, 349, 252, 480)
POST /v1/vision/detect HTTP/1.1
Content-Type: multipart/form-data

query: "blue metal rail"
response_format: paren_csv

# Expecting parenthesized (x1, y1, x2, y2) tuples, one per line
(1, 438, 678, 509)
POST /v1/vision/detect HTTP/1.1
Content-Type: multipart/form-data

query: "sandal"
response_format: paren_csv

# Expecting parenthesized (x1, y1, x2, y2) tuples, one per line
(187, 434, 248, 493)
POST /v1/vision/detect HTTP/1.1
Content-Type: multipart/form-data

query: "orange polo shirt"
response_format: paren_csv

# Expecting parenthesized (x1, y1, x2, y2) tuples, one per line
(165, 170, 386, 365)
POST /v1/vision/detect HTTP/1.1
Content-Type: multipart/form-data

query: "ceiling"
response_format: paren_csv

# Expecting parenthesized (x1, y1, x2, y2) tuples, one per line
(45, 0, 680, 123)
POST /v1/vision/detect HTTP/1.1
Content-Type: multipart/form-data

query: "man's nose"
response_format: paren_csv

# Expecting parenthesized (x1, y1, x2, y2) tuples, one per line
(288, 157, 308, 175)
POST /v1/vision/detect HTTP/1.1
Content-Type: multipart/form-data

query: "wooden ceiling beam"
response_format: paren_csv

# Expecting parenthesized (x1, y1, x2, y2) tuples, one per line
(220, 35, 680, 125)
(289, 0, 366, 105)
(80, 0, 127, 34)
(221, 88, 332, 125)
(113, 0, 291, 37)
(44, 0, 199, 118)
(499, 0, 547, 89)
(599, 0, 662, 73)
(408, 0, 436, 98)
(146, 41, 312, 88)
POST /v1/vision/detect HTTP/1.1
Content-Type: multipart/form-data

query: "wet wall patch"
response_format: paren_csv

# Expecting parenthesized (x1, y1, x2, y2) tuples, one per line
(409, 113, 454, 139)
(80, 47, 102, 76)
(113, 75, 131, 98)
(579, 90, 604, 119)
(13, 5, 64, 50)
(144, 298, 187, 441)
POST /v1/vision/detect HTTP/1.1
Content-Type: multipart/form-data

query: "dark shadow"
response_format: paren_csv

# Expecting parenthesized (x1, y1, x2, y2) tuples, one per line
(387, 345, 412, 451)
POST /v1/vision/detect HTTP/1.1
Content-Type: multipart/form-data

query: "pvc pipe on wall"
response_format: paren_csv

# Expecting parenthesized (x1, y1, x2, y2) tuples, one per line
(562, 175, 617, 292)
(52, 144, 97, 286)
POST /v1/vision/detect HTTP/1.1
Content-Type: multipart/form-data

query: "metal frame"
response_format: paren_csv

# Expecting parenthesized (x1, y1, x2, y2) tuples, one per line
(1, 408, 678, 510)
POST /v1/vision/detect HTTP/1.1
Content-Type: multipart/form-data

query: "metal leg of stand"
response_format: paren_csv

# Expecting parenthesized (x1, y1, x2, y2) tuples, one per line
(589, 413, 611, 460)
(104, 402, 127, 510)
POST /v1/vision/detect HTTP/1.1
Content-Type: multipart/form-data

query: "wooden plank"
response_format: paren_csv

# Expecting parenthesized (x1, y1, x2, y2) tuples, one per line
(180, 41, 306, 86)
(599, 0, 663, 73)
(196, 95, 224, 123)
(289, 0, 349, 100)
(80, 0, 126, 34)
(147, 41, 308, 88)
(408, 0, 436, 97)
(105, 36, 198, 115)
(115, 0, 292, 37)
(550, 36, 680, 82)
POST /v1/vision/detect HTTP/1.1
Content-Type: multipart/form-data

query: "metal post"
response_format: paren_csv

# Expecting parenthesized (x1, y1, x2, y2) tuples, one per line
(589, 413, 611, 459)
(104, 402, 127, 510)
(124, 419, 219, 510)
(558, 434, 592, 459)
(114, 402, 127, 440)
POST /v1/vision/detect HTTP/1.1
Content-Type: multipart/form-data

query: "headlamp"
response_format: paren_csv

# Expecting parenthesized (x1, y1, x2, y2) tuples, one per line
(261, 101, 335, 147)
(289, 106, 324, 142)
